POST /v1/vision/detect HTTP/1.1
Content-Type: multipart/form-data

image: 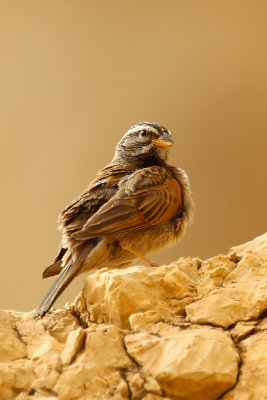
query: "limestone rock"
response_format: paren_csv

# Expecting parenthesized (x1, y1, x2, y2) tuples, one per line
(125, 328, 239, 400)
(0, 359, 35, 400)
(0, 312, 27, 362)
(0, 232, 266, 400)
(82, 257, 200, 328)
(41, 309, 81, 342)
(54, 325, 133, 400)
(229, 232, 267, 261)
(196, 256, 236, 296)
(61, 327, 85, 366)
(222, 326, 267, 400)
(230, 321, 256, 343)
(186, 252, 267, 328)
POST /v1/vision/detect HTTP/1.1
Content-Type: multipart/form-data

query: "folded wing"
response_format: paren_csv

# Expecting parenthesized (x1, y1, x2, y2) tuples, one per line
(72, 167, 182, 239)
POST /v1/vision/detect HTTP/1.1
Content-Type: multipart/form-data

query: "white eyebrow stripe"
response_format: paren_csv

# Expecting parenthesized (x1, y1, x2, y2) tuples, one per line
(122, 125, 159, 138)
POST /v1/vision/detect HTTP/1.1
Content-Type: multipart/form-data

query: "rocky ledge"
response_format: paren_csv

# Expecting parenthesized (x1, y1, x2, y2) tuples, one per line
(0, 233, 267, 400)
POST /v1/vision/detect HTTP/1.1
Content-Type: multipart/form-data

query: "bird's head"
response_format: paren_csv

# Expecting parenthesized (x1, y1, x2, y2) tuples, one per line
(115, 122, 174, 164)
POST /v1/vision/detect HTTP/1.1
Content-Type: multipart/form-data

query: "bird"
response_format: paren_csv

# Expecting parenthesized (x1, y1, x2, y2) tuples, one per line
(34, 122, 194, 318)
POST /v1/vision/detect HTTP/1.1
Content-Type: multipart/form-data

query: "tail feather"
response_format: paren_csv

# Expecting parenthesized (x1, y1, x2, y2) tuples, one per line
(33, 262, 82, 319)
(42, 260, 63, 278)
(41, 247, 68, 279)
(34, 239, 104, 319)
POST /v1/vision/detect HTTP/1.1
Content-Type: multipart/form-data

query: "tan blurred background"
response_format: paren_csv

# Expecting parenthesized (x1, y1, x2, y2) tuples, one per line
(0, 1, 266, 312)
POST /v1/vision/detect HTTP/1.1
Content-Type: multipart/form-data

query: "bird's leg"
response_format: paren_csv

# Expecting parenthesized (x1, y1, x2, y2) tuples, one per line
(119, 241, 159, 267)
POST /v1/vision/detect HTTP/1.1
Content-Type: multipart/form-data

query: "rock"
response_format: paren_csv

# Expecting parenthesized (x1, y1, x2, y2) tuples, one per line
(186, 293, 244, 328)
(144, 375, 162, 395)
(41, 309, 81, 343)
(186, 252, 267, 328)
(143, 395, 171, 400)
(54, 325, 133, 400)
(0, 359, 35, 400)
(125, 371, 146, 399)
(82, 258, 200, 328)
(222, 327, 267, 400)
(230, 321, 256, 343)
(125, 328, 239, 400)
(0, 311, 27, 362)
(0, 232, 266, 400)
(229, 232, 267, 261)
(61, 327, 85, 366)
(196, 256, 236, 296)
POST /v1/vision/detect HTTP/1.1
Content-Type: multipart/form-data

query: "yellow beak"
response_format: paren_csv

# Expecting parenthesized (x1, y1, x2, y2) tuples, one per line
(152, 131, 174, 148)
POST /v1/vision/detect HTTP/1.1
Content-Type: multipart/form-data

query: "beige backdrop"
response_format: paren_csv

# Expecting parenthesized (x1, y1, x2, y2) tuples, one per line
(0, 1, 266, 312)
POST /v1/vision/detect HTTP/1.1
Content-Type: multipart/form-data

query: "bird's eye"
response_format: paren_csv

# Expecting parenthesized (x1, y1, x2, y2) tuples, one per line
(140, 130, 147, 137)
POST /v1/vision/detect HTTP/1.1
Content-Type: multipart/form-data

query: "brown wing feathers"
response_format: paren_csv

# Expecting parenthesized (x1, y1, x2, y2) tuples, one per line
(72, 167, 182, 239)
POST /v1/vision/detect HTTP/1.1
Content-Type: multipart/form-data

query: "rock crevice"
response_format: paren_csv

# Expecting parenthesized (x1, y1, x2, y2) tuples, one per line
(0, 233, 266, 400)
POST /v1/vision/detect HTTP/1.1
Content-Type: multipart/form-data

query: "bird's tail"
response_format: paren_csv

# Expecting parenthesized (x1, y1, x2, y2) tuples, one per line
(34, 238, 107, 319)
(33, 260, 82, 319)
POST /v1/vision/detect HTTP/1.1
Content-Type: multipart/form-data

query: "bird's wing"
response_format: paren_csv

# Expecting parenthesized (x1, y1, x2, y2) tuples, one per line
(43, 165, 129, 278)
(58, 164, 131, 233)
(72, 167, 182, 239)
